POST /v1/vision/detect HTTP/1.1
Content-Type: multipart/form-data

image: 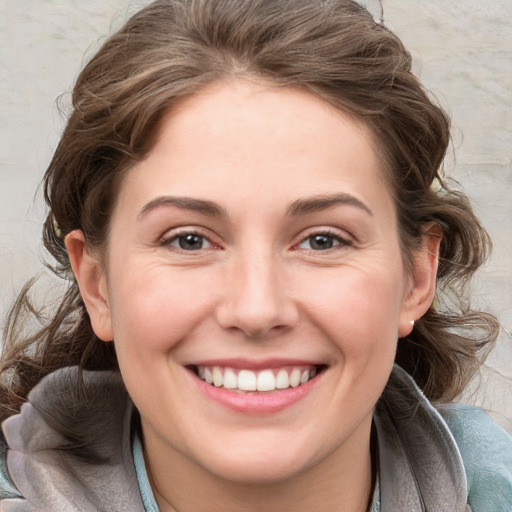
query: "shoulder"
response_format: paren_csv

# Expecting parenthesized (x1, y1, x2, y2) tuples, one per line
(438, 403, 512, 512)
(0, 368, 144, 511)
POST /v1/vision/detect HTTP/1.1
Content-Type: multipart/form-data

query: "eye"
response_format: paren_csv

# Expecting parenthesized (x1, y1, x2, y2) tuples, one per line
(164, 232, 214, 251)
(297, 232, 351, 251)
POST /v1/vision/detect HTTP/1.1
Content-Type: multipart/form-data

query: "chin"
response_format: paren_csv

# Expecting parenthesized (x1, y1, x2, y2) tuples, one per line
(190, 432, 330, 486)
(205, 455, 311, 485)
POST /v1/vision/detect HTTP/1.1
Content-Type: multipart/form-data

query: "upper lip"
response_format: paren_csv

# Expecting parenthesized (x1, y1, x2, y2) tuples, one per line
(184, 358, 325, 370)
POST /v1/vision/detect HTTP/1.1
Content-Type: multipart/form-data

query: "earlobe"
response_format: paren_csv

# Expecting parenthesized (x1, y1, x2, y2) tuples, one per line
(398, 224, 442, 338)
(65, 230, 114, 342)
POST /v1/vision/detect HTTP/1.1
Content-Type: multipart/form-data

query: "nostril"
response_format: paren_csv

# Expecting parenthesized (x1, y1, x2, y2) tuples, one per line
(243, 323, 287, 339)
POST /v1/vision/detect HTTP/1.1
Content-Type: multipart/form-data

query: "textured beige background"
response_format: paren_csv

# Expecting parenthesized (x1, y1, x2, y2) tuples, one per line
(1, 1, 511, 429)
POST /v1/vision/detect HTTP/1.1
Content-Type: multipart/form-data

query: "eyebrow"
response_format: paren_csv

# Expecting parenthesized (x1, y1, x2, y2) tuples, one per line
(137, 192, 372, 221)
(287, 193, 373, 217)
(137, 196, 227, 221)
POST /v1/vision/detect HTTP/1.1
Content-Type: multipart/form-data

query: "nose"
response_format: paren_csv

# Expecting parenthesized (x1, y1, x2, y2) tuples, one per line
(215, 249, 299, 339)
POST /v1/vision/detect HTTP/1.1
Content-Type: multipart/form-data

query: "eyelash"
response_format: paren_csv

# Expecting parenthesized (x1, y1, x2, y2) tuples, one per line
(159, 228, 353, 254)
(160, 229, 218, 252)
(295, 229, 353, 252)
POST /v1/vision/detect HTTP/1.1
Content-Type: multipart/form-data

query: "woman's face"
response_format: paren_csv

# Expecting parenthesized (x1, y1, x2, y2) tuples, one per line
(75, 79, 428, 484)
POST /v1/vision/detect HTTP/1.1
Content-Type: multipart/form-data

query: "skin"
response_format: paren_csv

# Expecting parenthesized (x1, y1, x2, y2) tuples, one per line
(66, 79, 440, 512)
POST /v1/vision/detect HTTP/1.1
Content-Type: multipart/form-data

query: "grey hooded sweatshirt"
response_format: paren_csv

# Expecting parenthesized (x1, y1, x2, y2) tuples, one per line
(1, 366, 511, 511)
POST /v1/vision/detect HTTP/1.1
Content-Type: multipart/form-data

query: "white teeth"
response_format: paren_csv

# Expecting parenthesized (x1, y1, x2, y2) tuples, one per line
(204, 367, 213, 385)
(257, 370, 276, 391)
(238, 369, 257, 391)
(213, 367, 223, 387)
(275, 369, 289, 389)
(223, 368, 238, 389)
(289, 368, 301, 388)
(196, 365, 318, 391)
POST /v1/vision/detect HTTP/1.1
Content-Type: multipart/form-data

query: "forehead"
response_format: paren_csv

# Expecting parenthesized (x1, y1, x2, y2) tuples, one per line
(115, 79, 394, 221)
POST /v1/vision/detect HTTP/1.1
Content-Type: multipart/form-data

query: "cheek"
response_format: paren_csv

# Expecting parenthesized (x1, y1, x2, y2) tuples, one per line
(107, 263, 219, 354)
(298, 264, 405, 357)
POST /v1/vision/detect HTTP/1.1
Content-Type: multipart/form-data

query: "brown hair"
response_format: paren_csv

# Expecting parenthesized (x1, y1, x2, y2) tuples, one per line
(0, 0, 498, 420)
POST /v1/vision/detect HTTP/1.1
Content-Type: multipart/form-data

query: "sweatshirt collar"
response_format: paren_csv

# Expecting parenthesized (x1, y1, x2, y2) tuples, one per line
(2, 365, 467, 511)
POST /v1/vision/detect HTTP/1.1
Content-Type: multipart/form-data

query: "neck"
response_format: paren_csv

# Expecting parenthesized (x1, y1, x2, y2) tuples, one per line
(144, 423, 374, 512)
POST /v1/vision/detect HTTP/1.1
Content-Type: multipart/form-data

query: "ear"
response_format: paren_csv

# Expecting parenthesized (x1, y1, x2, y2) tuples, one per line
(398, 224, 442, 338)
(65, 230, 114, 342)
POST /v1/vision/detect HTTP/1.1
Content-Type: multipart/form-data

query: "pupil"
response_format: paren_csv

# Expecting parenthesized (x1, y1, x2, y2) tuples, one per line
(179, 234, 203, 250)
(311, 234, 333, 250)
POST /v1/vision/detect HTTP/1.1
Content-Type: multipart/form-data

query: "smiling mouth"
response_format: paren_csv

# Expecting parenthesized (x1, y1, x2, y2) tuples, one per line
(188, 365, 325, 393)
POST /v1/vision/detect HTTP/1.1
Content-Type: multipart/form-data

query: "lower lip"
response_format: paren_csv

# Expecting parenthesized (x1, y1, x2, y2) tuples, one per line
(189, 371, 321, 414)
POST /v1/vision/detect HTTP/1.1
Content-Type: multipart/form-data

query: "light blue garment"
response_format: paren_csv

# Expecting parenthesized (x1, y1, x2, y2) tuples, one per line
(0, 439, 18, 500)
(130, 404, 512, 512)
(133, 434, 160, 512)
(439, 404, 512, 512)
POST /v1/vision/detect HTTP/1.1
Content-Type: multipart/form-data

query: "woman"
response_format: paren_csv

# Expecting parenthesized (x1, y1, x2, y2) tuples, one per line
(1, 0, 511, 510)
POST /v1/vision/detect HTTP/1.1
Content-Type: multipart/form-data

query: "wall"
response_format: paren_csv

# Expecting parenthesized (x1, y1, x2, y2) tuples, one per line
(1, 0, 511, 428)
